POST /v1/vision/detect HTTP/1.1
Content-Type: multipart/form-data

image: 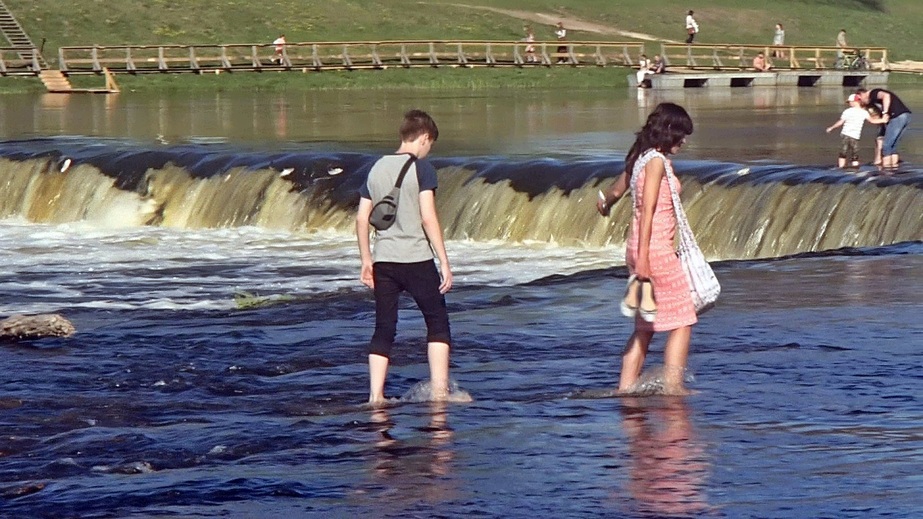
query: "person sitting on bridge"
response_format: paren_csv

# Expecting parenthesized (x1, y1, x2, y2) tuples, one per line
(636, 54, 653, 87)
(752, 52, 771, 72)
(651, 55, 665, 74)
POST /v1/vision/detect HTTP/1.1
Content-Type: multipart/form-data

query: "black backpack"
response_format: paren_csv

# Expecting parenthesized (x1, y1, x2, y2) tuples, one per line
(369, 155, 417, 231)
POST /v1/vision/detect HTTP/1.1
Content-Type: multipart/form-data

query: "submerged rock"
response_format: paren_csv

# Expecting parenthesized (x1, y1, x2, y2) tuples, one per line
(0, 314, 75, 341)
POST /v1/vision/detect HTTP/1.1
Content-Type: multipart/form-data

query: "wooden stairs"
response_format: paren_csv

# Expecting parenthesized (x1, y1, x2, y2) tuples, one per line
(39, 69, 72, 92)
(0, 0, 46, 69)
(39, 68, 119, 94)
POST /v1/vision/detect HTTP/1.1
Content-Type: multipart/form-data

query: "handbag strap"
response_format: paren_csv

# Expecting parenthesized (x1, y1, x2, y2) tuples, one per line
(659, 153, 700, 252)
(393, 154, 417, 189)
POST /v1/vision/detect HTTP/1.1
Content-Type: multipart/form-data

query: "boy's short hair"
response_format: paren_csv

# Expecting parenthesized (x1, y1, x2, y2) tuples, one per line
(399, 109, 439, 143)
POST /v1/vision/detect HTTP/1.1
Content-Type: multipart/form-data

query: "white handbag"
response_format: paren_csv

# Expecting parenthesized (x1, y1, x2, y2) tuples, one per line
(663, 157, 720, 314)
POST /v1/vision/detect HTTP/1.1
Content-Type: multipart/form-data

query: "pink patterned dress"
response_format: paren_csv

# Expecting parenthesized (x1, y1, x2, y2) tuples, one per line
(627, 149, 697, 332)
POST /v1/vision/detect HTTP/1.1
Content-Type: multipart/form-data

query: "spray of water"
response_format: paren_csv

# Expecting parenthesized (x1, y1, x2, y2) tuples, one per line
(400, 379, 473, 404)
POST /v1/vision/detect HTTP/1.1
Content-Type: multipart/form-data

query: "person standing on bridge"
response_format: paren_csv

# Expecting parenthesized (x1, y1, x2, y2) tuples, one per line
(835, 29, 848, 66)
(685, 11, 699, 44)
(772, 23, 786, 59)
(555, 22, 568, 63)
(272, 34, 286, 65)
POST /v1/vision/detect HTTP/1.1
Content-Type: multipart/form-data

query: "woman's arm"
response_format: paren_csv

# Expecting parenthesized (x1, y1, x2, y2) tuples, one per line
(597, 170, 629, 216)
(635, 157, 666, 280)
(420, 190, 453, 294)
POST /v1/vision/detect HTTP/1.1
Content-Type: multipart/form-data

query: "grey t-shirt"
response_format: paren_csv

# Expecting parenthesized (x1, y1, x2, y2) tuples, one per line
(359, 154, 438, 263)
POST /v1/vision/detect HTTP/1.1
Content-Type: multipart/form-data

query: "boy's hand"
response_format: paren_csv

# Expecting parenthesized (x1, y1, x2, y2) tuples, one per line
(439, 267, 453, 294)
(360, 262, 374, 289)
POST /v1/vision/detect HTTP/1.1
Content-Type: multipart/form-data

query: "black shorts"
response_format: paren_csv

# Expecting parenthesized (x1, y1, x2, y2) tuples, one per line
(369, 260, 451, 357)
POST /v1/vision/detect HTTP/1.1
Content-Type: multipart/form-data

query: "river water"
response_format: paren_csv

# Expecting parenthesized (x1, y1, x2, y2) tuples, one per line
(0, 85, 921, 518)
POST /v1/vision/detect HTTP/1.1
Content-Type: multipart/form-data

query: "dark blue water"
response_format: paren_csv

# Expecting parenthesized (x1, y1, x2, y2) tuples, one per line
(2, 240, 921, 517)
(0, 102, 921, 517)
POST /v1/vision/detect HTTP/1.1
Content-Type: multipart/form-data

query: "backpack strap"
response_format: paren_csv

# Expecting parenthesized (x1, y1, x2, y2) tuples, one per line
(393, 154, 418, 189)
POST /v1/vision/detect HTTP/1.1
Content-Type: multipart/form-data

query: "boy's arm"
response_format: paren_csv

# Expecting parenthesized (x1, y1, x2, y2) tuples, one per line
(826, 119, 845, 133)
(866, 112, 887, 125)
(419, 190, 452, 294)
(356, 197, 375, 289)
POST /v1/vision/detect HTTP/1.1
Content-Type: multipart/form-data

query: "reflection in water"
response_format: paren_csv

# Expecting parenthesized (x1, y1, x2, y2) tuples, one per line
(5, 87, 921, 165)
(619, 398, 713, 517)
(366, 403, 458, 509)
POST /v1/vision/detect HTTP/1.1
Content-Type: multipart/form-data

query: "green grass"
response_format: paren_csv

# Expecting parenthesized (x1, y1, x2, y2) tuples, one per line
(4, 0, 923, 92)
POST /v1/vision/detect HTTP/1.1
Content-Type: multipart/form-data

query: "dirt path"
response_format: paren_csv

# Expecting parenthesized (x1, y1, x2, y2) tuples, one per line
(448, 3, 680, 43)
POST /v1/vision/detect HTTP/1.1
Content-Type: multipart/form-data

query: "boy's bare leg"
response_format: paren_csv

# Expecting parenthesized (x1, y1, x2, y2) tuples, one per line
(837, 157, 846, 168)
(663, 326, 692, 395)
(428, 342, 450, 400)
(369, 353, 390, 404)
(618, 330, 654, 392)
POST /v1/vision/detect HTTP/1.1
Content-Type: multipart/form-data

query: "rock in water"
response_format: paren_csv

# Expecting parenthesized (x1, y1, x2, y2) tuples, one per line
(0, 314, 76, 340)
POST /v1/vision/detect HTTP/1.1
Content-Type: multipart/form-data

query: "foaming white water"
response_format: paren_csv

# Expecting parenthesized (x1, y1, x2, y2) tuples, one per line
(0, 218, 621, 314)
(400, 380, 473, 404)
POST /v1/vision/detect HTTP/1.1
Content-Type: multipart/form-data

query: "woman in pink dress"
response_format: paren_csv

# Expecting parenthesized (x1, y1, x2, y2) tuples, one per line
(597, 103, 698, 395)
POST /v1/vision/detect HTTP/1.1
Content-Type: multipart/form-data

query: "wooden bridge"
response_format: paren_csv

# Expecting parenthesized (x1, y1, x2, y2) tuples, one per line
(49, 40, 890, 75)
(0, 39, 896, 93)
(52, 40, 643, 73)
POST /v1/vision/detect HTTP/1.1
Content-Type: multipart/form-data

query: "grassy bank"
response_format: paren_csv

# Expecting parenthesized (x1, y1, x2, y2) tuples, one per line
(11, 0, 922, 59)
(3, 0, 922, 92)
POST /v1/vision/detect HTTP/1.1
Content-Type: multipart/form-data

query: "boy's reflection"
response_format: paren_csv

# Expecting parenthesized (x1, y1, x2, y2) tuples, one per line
(368, 402, 458, 504)
(619, 397, 713, 516)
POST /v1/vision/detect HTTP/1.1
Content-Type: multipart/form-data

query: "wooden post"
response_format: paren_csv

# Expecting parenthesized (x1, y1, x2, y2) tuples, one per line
(251, 45, 261, 68)
(342, 45, 352, 68)
(220, 46, 232, 69)
(104, 67, 120, 92)
(91, 46, 101, 72)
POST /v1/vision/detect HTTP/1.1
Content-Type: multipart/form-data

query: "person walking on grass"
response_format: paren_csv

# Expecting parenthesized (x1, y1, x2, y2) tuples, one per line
(356, 109, 457, 405)
(685, 11, 699, 44)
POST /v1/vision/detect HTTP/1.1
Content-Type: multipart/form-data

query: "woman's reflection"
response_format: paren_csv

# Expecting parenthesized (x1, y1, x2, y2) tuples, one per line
(620, 397, 713, 516)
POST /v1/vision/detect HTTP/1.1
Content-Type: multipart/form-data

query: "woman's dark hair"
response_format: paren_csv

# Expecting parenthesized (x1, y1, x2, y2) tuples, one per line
(624, 102, 693, 178)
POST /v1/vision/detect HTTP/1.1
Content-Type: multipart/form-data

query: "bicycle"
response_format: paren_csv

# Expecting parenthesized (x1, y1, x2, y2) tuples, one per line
(835, 50, 869, 70)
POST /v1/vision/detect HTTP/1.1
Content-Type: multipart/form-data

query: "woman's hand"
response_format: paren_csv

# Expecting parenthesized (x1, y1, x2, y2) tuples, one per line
(634, 255, 652, 280)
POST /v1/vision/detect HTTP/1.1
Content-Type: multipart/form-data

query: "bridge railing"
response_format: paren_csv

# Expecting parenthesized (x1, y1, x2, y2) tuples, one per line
(0, 47, 42, 75)
(659, 43, 889, 71)
(55, 41, 646, 73)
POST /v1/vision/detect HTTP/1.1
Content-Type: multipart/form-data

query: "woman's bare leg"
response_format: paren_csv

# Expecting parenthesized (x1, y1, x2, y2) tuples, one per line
(618, 329, 654, 391)
(663, 325, 693, 394)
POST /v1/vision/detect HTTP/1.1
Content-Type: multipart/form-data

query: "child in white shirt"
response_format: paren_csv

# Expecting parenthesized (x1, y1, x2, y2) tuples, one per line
(825, 93, 885, 168)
